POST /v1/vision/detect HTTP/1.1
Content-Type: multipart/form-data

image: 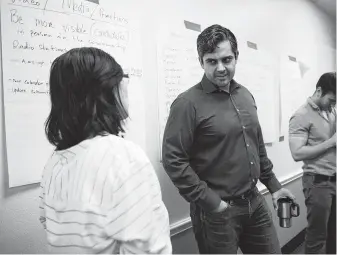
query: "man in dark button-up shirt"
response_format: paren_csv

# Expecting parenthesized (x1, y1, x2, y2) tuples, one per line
(162, 24, 296, 254)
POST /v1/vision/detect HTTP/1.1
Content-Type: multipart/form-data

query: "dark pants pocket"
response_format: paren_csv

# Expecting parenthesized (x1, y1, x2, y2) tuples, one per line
(190, 203, 208, 254)
(190, 203, 239, 254)
(203, 208, 239, 254)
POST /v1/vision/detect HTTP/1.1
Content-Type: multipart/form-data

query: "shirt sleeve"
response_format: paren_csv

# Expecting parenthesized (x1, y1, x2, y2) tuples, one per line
(257, 124, 282, 193)
(162, 97, 221, 212)
(39, 180, 46, 230)
(106, 145, 172, 254)
(289, 113, 310, 141)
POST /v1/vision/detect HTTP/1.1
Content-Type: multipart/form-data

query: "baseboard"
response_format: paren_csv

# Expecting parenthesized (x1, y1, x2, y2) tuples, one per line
(170, 217, 192, 236)
(281, 228, 306, 254)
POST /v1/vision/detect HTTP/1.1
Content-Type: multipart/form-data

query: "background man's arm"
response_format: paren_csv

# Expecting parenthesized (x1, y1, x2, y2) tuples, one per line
(289, 114, 335, 161)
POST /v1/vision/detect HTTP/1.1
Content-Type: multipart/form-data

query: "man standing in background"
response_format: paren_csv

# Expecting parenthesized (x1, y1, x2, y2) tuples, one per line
(162, 24, 296, 254)
(289, 72, 336, 254)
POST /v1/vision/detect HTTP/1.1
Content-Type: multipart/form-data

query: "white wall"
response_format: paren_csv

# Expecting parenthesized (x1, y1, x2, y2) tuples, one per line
(0, 0, 335, 253)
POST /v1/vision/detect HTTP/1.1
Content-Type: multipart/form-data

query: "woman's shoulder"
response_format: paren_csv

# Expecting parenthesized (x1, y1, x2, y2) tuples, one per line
(93, 134, 149, 164)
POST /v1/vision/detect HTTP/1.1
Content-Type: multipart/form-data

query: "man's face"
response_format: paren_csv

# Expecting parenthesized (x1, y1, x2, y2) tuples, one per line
(200, 40, 237, 88)
(319, 92, 336, 112)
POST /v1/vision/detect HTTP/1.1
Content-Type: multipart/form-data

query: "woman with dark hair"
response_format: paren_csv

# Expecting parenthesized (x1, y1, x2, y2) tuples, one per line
(39, 47, 172, 254)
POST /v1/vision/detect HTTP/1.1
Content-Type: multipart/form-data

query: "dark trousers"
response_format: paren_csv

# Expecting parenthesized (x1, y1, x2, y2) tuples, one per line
(190, 189, 281, 254)
(302, 173, 336, 254)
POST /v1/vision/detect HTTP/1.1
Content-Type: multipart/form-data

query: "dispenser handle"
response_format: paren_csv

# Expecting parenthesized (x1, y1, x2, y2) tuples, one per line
(291, 203, 300, 217)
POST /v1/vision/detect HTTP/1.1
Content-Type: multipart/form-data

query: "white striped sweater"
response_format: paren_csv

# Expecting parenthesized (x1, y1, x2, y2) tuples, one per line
(39, 135, 172, 254)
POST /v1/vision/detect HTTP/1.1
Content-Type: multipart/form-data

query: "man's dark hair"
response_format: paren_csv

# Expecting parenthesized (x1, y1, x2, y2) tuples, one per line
(197, 24, 239, 62)
(45, 47, 128, 150)
(316, 72, 336, 96)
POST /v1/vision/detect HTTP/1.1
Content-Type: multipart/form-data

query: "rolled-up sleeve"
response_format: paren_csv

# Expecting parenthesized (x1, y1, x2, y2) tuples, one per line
(162, 97, 221, 212)
(289, 113, 309, 141)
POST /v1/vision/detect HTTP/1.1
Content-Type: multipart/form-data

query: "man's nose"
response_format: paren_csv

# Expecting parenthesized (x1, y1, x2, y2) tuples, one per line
(217, 62, 226, 72)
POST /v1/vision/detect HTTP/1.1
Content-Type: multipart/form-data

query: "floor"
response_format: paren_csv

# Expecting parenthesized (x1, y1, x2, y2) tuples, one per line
(292, 243, 305, 254)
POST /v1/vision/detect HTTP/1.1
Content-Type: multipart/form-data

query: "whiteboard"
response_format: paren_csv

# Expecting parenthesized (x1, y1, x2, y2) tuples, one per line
(157, 23, 203, 157)
(235, 42, 279, 143)
(1, 0, 146, 187)
(279, 55, 304, 136)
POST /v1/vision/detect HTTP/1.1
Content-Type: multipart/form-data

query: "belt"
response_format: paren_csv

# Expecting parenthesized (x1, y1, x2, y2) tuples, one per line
(314, 174, 336, 182)
(226, 187, 259, 201)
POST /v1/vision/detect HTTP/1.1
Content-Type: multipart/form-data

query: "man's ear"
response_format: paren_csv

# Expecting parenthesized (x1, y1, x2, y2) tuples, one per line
(235, 51, 239, 60)
(316, 86, 323, 97)
(199, 57, 204, 69)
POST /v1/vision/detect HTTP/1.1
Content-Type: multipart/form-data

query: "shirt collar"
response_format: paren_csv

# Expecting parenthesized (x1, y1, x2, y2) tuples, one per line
(307, 97, 337, 119)
(200, 74, 240, 94)
(307, 97, 320, 111)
